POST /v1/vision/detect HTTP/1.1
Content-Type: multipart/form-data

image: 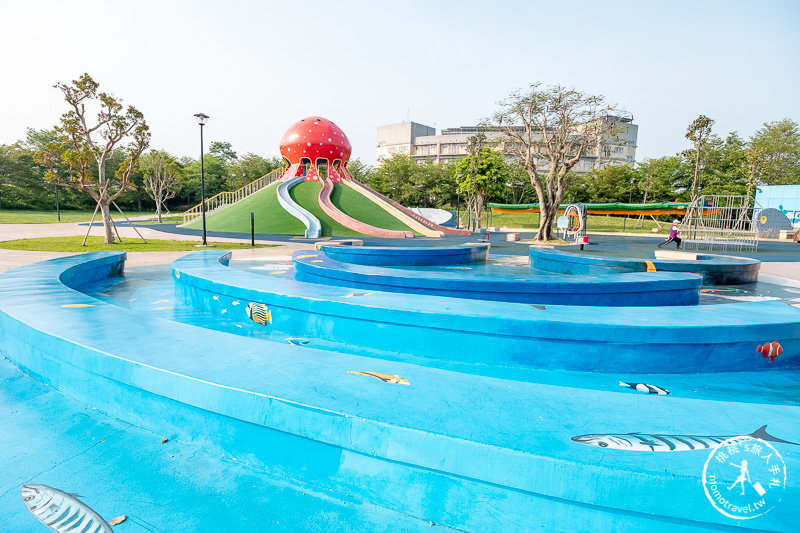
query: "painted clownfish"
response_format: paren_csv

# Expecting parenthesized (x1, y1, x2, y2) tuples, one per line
(348, 371, 410, 385)
(757, 341, 783, 363)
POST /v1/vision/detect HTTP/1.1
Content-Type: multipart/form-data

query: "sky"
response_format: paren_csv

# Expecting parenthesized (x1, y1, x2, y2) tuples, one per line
(2, 0, 799, 167)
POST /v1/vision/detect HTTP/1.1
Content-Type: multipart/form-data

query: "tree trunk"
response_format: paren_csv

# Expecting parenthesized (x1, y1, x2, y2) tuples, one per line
(538, 204, 557, 241)
(156, 200, 162, 223)
(100, 200, 114, 244)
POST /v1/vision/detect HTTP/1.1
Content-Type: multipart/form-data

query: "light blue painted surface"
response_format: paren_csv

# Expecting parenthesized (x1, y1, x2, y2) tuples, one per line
(319, 243, 489, 266)
(756, 184, 800, 226)
(530, 246, 761, 285)
(175, 250, 798, 373)
(296, 248, 701, 305)
(0, 251, 798, 531)
(277, 174, 321, 238)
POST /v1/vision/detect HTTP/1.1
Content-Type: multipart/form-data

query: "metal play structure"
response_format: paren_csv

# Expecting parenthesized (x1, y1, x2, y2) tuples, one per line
(680, 194, 759, 252)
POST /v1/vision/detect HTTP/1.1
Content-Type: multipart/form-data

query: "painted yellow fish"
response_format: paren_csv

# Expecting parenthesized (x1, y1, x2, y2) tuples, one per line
(61, 304, 95, 308)
(296, 254, 318, 259)
(348, 371, 410, 385)
(246, 302, 272, 325)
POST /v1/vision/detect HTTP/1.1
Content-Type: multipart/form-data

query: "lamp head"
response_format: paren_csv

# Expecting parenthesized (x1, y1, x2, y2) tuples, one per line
(194, 113, 209, 126)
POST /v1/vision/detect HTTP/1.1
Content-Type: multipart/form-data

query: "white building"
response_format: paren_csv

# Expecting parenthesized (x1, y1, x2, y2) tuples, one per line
(376, 119, 638, 173)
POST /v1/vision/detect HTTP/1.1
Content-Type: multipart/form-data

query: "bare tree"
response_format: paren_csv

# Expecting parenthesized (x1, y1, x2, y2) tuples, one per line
(36, 73, 150, 243)
(492, 83, 622, 241)
(139, 150, 181, 222)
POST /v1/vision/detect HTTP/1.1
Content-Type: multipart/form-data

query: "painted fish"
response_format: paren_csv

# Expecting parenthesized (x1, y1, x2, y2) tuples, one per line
(572, 425, 797, 452)
(343, 292, 372, 298)
(287, 337, 310, 346)
(246, 302, 272, 325)
(758, 341, 783, 363)
(348, 371, 410, 385)
(20, 484, 113, 533)
(619, 381, 670, 395)
(61, 304, 95, 309)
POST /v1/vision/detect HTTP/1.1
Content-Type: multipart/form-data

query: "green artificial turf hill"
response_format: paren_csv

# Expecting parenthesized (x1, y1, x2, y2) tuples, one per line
(183, 180, 418, 237)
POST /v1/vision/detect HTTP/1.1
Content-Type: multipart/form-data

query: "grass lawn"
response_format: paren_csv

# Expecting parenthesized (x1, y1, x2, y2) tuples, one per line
(489, 211, 670, 234)
(0, 236, 273, 252)
(0, 210, 172, 224)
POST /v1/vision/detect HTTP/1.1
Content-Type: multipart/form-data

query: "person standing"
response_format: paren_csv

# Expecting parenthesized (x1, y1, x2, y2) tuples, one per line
(657, 219, 682, 249)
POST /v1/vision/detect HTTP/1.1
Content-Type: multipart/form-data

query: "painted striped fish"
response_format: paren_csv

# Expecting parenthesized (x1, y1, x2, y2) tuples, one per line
(20, 484, 113, 532)
(571, 425, 798, 452)
(246, 302, 272, 325)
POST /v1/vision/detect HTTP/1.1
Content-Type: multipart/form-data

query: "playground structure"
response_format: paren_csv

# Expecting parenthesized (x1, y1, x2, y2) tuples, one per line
(681, 194, 760, 252)
(180, 116, 470, 239)
(0, 242, 797, 531)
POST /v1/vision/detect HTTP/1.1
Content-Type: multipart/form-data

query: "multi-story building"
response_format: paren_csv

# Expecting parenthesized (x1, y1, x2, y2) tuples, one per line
(376, 118, 638, 173)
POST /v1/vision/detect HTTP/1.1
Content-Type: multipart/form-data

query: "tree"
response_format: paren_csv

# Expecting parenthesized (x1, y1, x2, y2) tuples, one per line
(228, 153, 285, 190)
(345, 158, 374, 185)
(584, 164, 639, 204)
(36, 73, 150, 243)
(685, 115, 715, 204)
(454, 145, 508, 229)
(635, 156, 685, 204)
(139, 150, 182, 222)
(750, 119, 800, 185)
(0, 143, 50, 210)
(492, 83, 623, 240)
(209, 141, 237, 167)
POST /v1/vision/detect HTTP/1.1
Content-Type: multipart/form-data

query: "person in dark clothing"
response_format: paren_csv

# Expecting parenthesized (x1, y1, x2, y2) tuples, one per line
(657, 219, 682, 248)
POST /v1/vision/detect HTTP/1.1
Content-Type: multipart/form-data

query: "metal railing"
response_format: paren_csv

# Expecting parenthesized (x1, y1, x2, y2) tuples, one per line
(681, 194, 759, 252)
(181, 168, 284, 225)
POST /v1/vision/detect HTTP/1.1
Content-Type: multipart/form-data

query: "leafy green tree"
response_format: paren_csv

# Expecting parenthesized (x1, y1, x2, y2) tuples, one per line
(209, 141, 237, 167)
(370, 154, 420, 204)
(0, 143, 50, 210)
(492, 82, 624, 240)
(693, 132, 747, 197)
(454, 146, 508, 229)
(635, 156, 686, 203)
(584, 164, 639, 204)
(179, 155, 226, 204)
(346, 158, 373, 185)
(750, 119, 800, 185)
(35, 73, 150, 243)
(685, 115, 715, 203)
(228, 153, 285, 190)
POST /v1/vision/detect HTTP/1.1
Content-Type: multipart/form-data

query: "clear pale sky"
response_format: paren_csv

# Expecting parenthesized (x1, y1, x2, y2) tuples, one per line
(2, 0, 798, 166)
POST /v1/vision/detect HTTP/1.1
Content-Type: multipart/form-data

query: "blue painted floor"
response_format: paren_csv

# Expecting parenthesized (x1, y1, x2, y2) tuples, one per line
(0, 356, 437, 532)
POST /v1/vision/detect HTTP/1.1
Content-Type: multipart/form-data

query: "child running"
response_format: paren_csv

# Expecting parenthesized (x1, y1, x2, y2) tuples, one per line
(657, 219, 682, 249)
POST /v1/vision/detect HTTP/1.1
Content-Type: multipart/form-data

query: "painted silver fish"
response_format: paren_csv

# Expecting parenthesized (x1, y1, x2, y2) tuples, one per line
(20, 484, 113, 532)
(572, 425, 797, 452)
(619, 381, 670, 395)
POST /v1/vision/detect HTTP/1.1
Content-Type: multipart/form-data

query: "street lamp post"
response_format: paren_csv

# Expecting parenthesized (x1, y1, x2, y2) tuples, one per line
(194, 113, 209, 245)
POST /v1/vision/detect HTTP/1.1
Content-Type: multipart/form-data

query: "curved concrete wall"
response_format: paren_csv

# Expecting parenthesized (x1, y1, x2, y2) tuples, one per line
(174, 250, 798, 373)
(319, 243, 489, 266)
(296, 250, 702, 306)
(1, 252, 798, 532)
(530, 247, 761, 285)
(276, 166, 322, 238)
(317, 178, 414, 239)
